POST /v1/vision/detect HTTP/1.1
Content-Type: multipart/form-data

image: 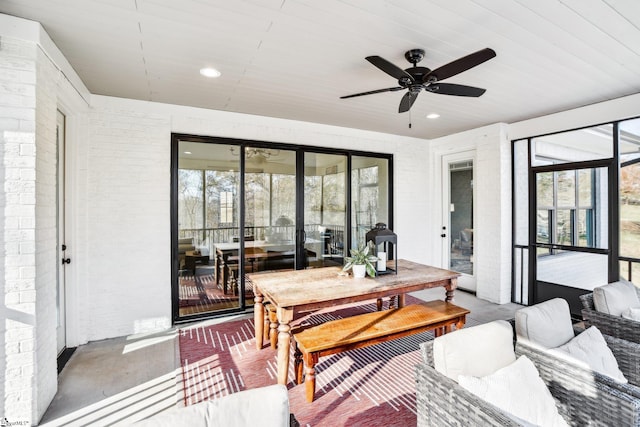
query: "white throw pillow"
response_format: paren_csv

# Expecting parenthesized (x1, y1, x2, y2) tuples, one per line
(433, 320, 516, 382)
(593, 280, 640, 316)
(622, 307, 640, 321)
(549, 326, 627, 384)
(458, 355, 568, 427)
(515, 298, 575, 349)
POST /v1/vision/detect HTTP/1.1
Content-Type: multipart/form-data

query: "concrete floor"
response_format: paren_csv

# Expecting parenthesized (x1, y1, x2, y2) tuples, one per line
(38, 290, 522, 426)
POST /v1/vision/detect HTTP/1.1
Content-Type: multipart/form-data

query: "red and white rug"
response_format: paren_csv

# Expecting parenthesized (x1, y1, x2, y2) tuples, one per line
(179, 297, 475, 426)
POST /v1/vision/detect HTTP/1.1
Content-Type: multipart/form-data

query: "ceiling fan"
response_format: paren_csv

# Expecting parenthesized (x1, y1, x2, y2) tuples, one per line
(340, 48, 496, 113)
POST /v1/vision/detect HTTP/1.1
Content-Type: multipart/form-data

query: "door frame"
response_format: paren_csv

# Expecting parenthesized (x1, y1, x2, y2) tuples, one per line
(56, 109, 68, 356)
(441, 150, 477, 292)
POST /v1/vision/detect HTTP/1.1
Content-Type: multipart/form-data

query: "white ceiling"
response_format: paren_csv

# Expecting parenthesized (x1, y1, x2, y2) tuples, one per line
(2, 0, 640, 139)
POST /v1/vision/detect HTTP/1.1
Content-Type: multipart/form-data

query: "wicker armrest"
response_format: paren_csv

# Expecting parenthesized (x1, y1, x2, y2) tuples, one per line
(516, 340, 640, 425)
(580, 290, 640, 344)
(415, 363, 521, 427)
(604, 333, 640, 389)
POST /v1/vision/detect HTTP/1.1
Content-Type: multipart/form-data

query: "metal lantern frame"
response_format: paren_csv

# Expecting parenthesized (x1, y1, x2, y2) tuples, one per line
(365, 223, 397, 275)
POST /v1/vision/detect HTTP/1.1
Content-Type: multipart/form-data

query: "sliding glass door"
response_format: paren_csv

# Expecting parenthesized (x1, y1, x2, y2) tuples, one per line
(243, 148, 297, 306)
(172, 135, 392, 322)
(304, 152, 347, 268)
(176, 142, 241, 316)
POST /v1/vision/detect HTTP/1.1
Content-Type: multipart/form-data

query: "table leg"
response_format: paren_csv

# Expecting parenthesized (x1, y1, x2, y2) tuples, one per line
(397, 294, 405, 308)
(276, 307, 294, 385)
(254, 290, 264, 350)
(445, 277, 457, 302)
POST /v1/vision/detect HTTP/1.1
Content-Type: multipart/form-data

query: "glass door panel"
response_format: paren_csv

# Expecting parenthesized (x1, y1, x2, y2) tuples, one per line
(304, 152, 347, 268)
(177, 141, 240, 318)
(448, 161, 474, 277)
(351, 156, 390, 267)
(535, 167, 609, 292)
(243, 148, 296, 303)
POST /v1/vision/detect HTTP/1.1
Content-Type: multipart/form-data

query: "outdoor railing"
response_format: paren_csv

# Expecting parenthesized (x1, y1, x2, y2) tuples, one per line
(620, 256, 640, 283)
(179, 224, 346, 256)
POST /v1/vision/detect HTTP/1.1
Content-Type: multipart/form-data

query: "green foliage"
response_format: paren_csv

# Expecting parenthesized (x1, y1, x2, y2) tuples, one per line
(342, 243, 379, 277)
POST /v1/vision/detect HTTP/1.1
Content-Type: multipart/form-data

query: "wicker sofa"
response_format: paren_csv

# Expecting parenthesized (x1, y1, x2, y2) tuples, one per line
(416, 325, 640, 426)
(580, 283, 640, 344)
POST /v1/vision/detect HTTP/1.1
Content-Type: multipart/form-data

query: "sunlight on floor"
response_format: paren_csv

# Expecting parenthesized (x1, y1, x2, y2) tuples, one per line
(40, 371, 180, 426)
(123, 329, 177, 355)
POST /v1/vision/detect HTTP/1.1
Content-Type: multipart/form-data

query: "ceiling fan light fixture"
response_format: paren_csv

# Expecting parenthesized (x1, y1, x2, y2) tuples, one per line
(200, 67, 221, 78)
(426, 113, 440, 119)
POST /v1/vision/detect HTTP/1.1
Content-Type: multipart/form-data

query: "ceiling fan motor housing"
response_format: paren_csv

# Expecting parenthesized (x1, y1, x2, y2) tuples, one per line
(404, 48, 426, 65)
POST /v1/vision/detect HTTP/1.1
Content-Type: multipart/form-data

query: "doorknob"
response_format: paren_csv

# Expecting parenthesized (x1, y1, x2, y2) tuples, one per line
(62, 258, 71, 265)
(440, 234, 446, 238)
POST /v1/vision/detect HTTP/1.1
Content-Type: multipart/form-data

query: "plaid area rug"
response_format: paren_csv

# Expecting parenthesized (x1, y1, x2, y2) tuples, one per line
(178, 296, 475, 426)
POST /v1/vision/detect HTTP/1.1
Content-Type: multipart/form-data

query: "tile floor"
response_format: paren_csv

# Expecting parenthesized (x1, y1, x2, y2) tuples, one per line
(38, 290, 522, 426)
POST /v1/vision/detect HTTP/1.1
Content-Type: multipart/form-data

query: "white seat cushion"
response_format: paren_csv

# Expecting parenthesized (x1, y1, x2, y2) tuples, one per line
(133, 384, 290, 427)
(458, 355, 568, 427)
(549, 326, 627, 383)
(622, 307, 640, 321)
(433, 320, 516, 381)
(593, 280, 640, 316)
(515, 298, 575, 349)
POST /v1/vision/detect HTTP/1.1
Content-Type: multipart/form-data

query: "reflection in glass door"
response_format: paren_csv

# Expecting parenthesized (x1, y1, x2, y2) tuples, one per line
(243, 148, 297, 305)
(351, 156, 390, 248)
(535, 167, 609, 289)
(177, 142, 240, 317)
(173, 136, 394, 322)
(443, 160, 475, 289)
(304, 152, 347, 268)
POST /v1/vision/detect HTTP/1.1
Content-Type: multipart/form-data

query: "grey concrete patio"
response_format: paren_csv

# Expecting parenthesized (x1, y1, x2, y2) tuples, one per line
(38, 290, 522, 426)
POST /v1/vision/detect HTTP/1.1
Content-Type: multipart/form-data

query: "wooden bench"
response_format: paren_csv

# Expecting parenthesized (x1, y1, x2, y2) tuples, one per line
(293, 300, 470, 402)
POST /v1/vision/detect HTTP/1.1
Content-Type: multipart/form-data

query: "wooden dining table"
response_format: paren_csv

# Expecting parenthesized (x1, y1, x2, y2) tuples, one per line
(248, 259, 461, 385)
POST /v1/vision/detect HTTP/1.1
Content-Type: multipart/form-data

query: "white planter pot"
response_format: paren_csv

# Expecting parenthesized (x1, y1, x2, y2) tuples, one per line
(352, 264, 366, 278)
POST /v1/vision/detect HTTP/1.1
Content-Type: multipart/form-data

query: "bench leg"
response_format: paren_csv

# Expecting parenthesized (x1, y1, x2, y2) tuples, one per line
(376, 298, 383, 311)
(455, 316, 466, 331)
(294, 347, 304, 385)
(304, 353, 318, 403)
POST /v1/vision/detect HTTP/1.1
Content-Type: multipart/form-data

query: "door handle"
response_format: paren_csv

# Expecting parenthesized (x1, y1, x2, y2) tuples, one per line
(62, 258, 71, 265)
(440, 234, 446, 238)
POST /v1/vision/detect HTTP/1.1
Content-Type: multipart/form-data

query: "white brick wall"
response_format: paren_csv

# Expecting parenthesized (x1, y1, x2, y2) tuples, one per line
(80, 106, 173, 340)
(0, 33, 65, 424)
(34, 46, 59, 420)
(1, 36, 40, 424)
(76, 96, 430, 341)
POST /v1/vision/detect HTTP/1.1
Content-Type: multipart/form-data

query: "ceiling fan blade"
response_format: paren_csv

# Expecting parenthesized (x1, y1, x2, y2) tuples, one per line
(425, 48, 496, 82)
(340, 87, 404, 99)
(398, 91, 419, 113)
(429, 83, 487, 97)
(366, 56, 414, 82)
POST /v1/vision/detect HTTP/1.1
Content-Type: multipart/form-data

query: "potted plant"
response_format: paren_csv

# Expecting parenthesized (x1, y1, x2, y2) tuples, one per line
(343, 243, 378, 278)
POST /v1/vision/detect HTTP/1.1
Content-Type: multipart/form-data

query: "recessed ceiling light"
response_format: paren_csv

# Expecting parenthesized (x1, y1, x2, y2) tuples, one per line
(426, 113, 440, 119)
(184, 151, 192, 154)
(200, 67, 221, 78)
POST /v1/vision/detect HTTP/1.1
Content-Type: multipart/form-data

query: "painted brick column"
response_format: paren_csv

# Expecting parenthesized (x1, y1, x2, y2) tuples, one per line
(0, 35, 58, 424)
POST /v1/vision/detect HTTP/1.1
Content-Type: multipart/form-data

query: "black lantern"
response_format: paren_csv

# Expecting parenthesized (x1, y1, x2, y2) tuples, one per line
(365, 223, 397, 275)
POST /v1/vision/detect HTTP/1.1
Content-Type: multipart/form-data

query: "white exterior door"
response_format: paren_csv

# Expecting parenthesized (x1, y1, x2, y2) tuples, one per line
(441, 152, 476, 292)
